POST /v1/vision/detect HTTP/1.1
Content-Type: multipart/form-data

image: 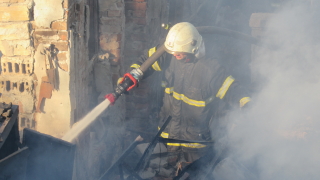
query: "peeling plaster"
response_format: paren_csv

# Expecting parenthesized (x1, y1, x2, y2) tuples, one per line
(34, 0, 64, 28)
(34, 44, 71, 137)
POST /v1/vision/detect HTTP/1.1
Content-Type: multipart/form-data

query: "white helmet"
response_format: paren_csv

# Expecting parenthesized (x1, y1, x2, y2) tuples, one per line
(164, 22, 202, 54)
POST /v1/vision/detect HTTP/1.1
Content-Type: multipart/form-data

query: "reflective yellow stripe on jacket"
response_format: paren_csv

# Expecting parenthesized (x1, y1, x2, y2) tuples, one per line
(165, 87, 206, 107)
(165, 87, 174, 94)
(216, 76, 234, 99)
(240, 97, 251, 107)
(165, 87, 208, 107)
(158, 127, 169, 138)
(173, 92, 206, 107)
(130, 64, 141, 69)
(152, 62, 161, 71)
(158, 127, 206, 148)
(149, 47, 162, 71)
(167, 142, 207, 148)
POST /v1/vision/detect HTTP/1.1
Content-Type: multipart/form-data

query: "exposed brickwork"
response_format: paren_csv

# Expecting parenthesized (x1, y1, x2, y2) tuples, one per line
(0, 0, 35, 137)
(51, 41, 68, 51)
(0, 79, 32, 94)
(58, 31, 68, 40)
(0, 5, 30, 22)
(19, 115, 36, 129)
(0, 0, 73, 138)
(34, 30, 60, 40)
(51, 20, 68, 30)
(1, 56, 33, 75)
(125, 2, 147, 11)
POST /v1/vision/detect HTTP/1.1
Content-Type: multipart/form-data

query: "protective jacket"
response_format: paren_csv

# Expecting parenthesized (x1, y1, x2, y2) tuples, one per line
(130, 46, 251, 153)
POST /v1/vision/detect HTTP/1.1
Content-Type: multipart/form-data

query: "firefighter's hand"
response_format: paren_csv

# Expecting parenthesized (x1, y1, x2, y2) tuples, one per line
(117, 68, 143, 92)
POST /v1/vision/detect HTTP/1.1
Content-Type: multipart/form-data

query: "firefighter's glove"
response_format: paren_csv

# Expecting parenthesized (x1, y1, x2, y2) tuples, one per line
(129, 68, 144, 81)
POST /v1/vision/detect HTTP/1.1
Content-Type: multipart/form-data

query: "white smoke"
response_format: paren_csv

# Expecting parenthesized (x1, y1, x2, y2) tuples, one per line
(224, 3, 320, 180)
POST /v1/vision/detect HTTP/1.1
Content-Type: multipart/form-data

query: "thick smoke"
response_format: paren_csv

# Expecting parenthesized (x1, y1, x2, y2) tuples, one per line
(222, 2, 320, 180)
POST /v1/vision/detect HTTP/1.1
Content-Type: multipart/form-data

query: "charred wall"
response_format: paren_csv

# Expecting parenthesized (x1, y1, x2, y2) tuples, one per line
(123, 0, 168, 139)
(71, 0, 169, 179)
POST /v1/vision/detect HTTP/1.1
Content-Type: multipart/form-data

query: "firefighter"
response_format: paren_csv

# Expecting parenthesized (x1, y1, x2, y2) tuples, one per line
(127, 22, 251, 177)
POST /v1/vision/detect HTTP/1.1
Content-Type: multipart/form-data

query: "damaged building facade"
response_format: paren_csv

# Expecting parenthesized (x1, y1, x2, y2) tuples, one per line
(0, 0, 169, 178)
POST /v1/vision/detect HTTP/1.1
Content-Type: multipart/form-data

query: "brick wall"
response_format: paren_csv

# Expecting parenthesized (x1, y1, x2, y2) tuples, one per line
(0, 0, 36, 132)
(0, 0, 99, 138)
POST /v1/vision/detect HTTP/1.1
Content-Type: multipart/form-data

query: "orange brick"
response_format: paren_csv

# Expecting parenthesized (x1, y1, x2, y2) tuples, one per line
(51, 20, 67, 30)
(125, 2, 147, 11)
(34, 30, 59, 41)
(58, 31, 68, 40)
(52, 41, 68, 51)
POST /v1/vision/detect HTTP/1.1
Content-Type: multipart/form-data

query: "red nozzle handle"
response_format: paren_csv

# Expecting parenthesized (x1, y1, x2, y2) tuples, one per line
(120, 73, 138, 91)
